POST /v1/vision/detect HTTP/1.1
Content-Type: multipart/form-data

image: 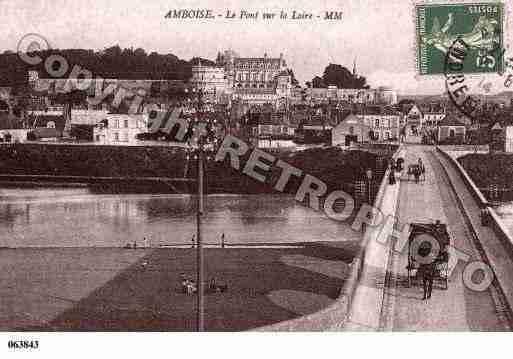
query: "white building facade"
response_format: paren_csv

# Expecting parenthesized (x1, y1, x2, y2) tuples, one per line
(190, 62, 227, 95)
(359, 113, 401, 141)
(306, 86, 398, 105)
(93, 113, 147, 144)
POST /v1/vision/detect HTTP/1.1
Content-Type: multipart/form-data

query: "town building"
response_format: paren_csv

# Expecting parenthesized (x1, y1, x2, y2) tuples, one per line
(231, 88, 278, 105)
(423, 111, 446, 127)
(305, 86, 397, 105)
(505, 126, 513, 152)
(404, 104, 424, 135)
(357, 106, 401, 142)
(246, 112, 294, 140)
(331, 114, 370, 147)
(93, 113, 147, 144)
(26, 110, 67, 141)
(232, 53, 287, 90)
(0, 101, 28, 142)
(296, 116, 333, 144)
(437, 115, 466, 144)
(420, 103, 446, 127)
(190, 60, 227, 96)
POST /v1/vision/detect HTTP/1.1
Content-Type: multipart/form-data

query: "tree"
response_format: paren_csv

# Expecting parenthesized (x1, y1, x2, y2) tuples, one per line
(104, 45, 122, 58)
(398, 99, 415, 107)
(286, 69, 299, 86)
(311, 76, 325, 88)
(53, 90, 88, 106)
(321, 63, 368, 89)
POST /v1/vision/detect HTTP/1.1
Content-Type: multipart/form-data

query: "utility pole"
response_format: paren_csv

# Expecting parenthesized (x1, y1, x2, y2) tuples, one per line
(196, 141, 204, 331)
(195, 88, 205, 332)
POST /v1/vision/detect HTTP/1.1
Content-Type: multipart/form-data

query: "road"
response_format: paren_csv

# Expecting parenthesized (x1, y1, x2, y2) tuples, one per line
(380, 145, 510, 331)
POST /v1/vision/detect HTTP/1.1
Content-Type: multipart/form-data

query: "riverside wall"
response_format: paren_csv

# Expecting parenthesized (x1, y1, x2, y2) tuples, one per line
(0, 142, 395, 195)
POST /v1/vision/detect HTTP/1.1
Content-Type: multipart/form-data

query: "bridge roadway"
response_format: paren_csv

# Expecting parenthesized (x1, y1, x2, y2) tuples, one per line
(348, 145, 513, 331)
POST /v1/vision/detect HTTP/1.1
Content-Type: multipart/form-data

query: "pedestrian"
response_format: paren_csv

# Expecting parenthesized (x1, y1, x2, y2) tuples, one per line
(143, 237, 149, 248)
(221, 233, 225, 248)
(388, 166, 396, 185)
(389, 158, 396, 171)
(419, 261, 436, 300)
(191, 234, 195, 248)
(396, 157, 404, 172)
(133, 241, 137, 249)
(418, 158, 425, 182)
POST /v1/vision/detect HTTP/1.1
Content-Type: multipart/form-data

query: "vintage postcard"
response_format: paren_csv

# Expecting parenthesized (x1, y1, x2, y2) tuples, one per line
(1, 0, 513, 357)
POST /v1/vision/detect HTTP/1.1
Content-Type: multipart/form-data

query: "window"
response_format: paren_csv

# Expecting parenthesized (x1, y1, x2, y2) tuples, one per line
(124, 119, 129, 128)
(114, 132, 119, 141)
(375, 119, 380, 128)
(114, 119, 119, 128)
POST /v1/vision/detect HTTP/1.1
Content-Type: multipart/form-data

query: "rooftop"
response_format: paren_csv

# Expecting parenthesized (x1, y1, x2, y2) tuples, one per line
(438, 115, 465, 127)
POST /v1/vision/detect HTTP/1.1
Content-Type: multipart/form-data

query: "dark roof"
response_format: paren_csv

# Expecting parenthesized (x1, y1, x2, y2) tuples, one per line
(247, 112, 285, 126)
(31, 115, 66, 132)
(491, 122, 503, 131)
(302, 115, 327, 126)
(438, 115, 465, 127)
(400, 103, 416, 115)
(32, 127, 61, 138)
(356, 106, 401, 116)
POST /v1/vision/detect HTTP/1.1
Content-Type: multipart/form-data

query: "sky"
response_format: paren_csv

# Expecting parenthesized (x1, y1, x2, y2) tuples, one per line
(1, 0, 512, 95)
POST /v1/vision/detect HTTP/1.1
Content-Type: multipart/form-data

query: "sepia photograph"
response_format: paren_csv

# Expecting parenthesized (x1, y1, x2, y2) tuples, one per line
(1, 0, 513, 357)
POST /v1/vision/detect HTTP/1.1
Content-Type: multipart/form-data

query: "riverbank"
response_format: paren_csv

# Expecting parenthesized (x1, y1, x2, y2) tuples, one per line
(458, 153, 513, 201)
(0, 143, 394, 196)
(0, 242, 359, 331)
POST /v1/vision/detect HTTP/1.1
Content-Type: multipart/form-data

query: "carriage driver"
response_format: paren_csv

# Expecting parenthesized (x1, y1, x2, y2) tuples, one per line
(417, 236, 437, 300)
(419, 260, 436, 300)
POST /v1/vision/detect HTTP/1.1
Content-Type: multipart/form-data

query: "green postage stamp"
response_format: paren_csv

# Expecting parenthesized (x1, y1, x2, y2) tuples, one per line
(416, 2, 504, 75)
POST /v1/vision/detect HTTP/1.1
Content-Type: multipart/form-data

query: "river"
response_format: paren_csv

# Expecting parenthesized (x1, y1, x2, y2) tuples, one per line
(0, 187, 360, 248)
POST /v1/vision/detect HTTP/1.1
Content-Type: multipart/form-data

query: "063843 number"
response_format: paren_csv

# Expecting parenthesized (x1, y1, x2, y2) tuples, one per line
(7, 340, 39, 350)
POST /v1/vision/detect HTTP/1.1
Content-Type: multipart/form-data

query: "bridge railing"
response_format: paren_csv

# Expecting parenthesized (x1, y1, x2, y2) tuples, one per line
(438, 144, 489, 153)
(436, 147, 489, 208)
(436, 147, 513, 251)
(436, 146, 513, 316)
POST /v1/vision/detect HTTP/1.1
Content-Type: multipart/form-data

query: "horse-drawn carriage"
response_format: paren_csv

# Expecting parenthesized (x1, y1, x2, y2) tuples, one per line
(406, 221, 451, 289)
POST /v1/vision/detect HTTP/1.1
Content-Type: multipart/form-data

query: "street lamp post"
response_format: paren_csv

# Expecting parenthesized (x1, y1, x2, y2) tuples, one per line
(193, 87, 205, 332)
(196, 141, 205, 331)
(366, 168, 373, 204)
